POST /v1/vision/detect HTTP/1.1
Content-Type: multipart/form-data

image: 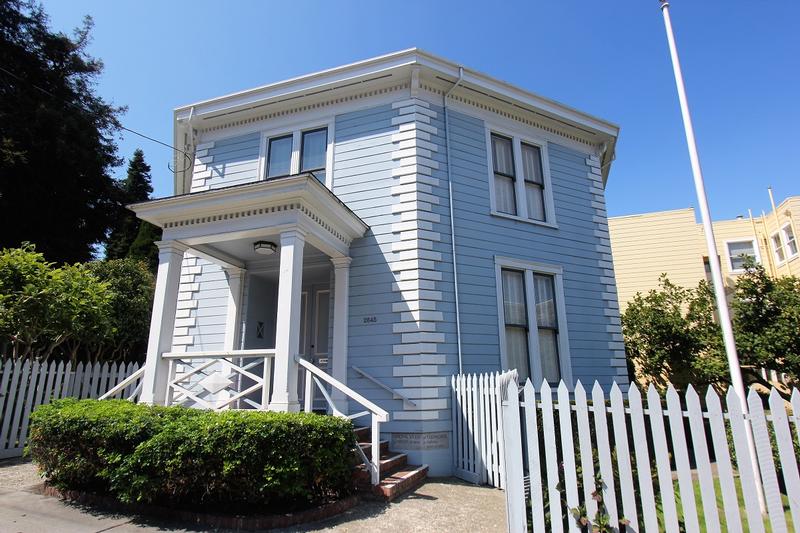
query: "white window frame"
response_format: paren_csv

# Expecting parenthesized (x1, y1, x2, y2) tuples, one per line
(485, 124, 557, 229)
(771, 231, 786, 264)
(494, 256, 572, 386)
(724, 238, 760, 273)
(256, 117, 335, 189)
(782, 223, 798, 260)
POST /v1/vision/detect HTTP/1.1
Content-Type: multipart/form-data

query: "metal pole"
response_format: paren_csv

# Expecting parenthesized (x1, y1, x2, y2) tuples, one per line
(658, 0, 766, 512)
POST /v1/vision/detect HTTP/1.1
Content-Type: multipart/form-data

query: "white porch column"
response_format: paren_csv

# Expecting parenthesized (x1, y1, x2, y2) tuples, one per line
(269, 229, 306, 412)
(222, 267, 245, 350)
(140, 240, 187, 405)
(330, 256, 351, 413)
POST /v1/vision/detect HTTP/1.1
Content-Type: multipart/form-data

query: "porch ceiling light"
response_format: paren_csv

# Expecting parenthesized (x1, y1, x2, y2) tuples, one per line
(253, 240, 277, 256)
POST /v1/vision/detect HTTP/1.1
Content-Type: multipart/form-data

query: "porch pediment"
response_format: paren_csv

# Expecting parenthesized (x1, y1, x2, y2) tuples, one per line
(130, 174, 368, 258)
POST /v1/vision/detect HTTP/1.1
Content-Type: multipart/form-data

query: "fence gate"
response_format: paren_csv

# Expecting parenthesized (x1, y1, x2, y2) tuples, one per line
(502, 378, 800, 533)
(451, 370, 517, 487)
(0, 359, 143, 459)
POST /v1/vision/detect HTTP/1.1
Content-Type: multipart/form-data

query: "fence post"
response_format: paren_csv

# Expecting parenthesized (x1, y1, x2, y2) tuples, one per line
(501, 378, 526, 533)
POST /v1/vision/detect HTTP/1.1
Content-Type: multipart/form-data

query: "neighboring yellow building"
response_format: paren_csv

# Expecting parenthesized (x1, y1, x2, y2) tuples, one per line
(609, 195, 800, 310)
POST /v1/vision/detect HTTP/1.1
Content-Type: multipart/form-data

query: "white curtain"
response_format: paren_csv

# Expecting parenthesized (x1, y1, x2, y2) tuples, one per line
(502, 270, 529, 381)
(495, 176, 517, 215)
(492, 135, 514, 175)
(533, 274, 560, 382)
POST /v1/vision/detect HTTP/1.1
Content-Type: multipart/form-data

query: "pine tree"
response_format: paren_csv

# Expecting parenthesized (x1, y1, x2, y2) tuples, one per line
(105, 149, 153, 260)
(127, 220, 161, 272)
(0, 0, 124, 263)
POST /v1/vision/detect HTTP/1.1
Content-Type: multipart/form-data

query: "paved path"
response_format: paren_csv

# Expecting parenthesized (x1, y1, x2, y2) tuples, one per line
(0, 460, 506, 532)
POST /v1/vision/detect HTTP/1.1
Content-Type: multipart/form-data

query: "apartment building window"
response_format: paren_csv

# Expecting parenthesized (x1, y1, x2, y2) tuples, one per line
(783, 224, 798, 258)
(497, 258, 571, 385)
(726, 239, 758, 272)
(301, 128, 328, 184)
(772, 232, 786, 263)
(266, 135, 293, 179)
(491, 134, 517, 215)
(488, 130, 555, 225)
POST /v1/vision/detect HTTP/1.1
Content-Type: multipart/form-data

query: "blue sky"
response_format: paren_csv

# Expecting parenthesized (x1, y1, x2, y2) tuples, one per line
(40, 0, 799, 219)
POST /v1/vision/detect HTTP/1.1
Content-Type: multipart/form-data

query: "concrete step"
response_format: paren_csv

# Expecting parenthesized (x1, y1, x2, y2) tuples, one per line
(353, 426, 370, 441)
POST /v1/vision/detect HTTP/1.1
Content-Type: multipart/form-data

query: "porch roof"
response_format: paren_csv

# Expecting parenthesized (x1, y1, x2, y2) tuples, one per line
(130, 173, 368, 260)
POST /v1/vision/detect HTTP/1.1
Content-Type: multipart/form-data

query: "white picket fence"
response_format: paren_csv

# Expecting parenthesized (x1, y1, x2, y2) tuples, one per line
(501, 378, 800, 533)
(451, 370, 518, 488)
(0, 359, 143, 459)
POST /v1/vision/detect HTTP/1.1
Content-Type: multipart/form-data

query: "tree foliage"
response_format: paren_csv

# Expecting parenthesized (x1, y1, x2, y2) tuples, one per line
(621, 275, 727, 391)
(0, 0, 124, 263)
(105, 149, 153, 260)
(733, 262, 800, 378)
(0, 245, 153, 362)
(623, 264, 800, 390)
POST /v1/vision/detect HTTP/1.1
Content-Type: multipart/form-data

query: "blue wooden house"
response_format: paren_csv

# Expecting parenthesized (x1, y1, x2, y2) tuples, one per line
(130, 49, 625, 489)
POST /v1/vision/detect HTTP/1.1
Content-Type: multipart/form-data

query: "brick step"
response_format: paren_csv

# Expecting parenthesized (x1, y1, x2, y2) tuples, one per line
(353, 426, 370, 441)
(356, 439, 390, 456)
(352, 452, 408, 482)
(368, 464, 429, 502)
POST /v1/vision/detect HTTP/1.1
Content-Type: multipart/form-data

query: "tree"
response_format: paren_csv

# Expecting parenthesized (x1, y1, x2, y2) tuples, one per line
(106, 149, 156, 261)
(85, 258, 154, 361)
(127, 220, 161, 272)
(621, 275, 728, 391)
(733, 262, 800, 379)
(0, 0, 124, 263)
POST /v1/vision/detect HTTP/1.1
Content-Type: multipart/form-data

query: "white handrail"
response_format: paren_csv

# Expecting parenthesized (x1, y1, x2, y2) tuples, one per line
(295, 356, 388, 422)
(99, 366, 145, 401)
(296, 356, 388, 486)
(163, 349, 276, 359)
(353, 365, 418, 406)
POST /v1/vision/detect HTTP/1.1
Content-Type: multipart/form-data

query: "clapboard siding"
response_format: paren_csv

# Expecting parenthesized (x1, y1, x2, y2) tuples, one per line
(190, 132, 261, 192)
(447, 109, 626, 388)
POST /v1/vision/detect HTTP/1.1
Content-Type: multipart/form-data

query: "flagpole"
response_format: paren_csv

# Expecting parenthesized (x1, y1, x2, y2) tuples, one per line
(658, 0, 765, 512)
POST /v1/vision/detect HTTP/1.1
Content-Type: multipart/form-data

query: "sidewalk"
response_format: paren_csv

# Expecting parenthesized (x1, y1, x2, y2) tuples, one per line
(0, 460, 507, 532)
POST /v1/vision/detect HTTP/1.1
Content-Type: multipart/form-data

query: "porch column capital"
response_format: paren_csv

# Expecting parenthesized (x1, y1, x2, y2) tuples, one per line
(330, 256, 352, 269)
(155, 240, 189, 255)
(279, 229, 307, 246)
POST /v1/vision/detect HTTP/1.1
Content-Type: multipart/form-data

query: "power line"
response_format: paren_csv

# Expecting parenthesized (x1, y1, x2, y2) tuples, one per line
(0, 64, 193, 166)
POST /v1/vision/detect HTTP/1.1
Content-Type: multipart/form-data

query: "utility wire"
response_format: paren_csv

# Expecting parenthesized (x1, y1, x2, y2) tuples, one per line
(0, 64, 194, 170)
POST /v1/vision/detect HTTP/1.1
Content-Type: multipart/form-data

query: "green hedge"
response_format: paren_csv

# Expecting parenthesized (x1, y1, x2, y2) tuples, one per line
(28, 399, 356, 513)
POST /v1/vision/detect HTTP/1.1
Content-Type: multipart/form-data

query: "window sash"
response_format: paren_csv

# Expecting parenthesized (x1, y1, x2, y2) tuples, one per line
(727, 240, 756, 270)
(784, 226, 798, 257)
(266, 135, 293, 179)
(526, 182, 546, 222)
(300, 128, 327, 184)
(491, 134, 515, 177)
(533, 273, 560, 382)
(772, 234, 786, 262)
(495, 174, 517, 215)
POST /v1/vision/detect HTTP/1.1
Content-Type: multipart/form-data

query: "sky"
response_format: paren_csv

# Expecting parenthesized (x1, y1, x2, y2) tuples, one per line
(39, 0, 799, 220)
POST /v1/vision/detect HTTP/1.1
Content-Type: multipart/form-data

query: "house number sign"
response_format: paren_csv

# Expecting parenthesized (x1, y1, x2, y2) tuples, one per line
(362, 316, 377, 324)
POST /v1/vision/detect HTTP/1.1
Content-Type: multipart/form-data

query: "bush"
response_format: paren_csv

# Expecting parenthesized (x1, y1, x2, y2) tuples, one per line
(28, 399, 356, 513)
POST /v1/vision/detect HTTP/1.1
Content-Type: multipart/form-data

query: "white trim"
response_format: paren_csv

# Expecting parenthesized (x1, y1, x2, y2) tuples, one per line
(255, 117, 335, 187)
(485, 124, 558, 227)
(494, 256, 573, 387)
(723, 238, 761, 274)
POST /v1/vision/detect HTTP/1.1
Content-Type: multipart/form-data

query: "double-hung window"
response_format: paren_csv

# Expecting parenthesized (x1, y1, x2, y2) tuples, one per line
(491, 134, 517, 215)
(300, 128, 328, 184)
(497, 259, 570, 385)
(783, 224, 798, 259)
(262, 124, 330, 185)
(489, 130, 554, 225)
(726, 239, 758, 272)
(772, 232, 786, 263)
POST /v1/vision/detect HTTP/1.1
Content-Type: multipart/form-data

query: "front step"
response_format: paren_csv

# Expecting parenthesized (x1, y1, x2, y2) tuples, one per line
(352, 426, 428, 502)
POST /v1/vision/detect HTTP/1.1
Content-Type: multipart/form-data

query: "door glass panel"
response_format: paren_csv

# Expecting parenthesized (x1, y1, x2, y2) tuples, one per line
(298, 292, 308, 356)
(314, 290, 330, 356)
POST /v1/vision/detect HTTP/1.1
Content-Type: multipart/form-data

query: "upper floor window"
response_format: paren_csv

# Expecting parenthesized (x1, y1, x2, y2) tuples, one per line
(772, 232, 786, 263)
(782, 224, 798, 259)
(301, 128, 328, 184)
(266, 135, 293, 179)
(261, 124, 331, 185)
(497, 258, 571, 385)
(726, 239, 758, 272)
(488, 130, 555, 226)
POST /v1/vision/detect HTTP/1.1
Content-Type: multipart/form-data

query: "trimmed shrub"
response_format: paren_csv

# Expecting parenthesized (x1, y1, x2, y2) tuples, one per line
(28, 399, 356, 513)
(28, 398, 199, 492)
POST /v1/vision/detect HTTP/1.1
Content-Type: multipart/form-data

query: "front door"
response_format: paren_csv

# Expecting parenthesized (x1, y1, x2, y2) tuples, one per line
(299, 284, 330, 410)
